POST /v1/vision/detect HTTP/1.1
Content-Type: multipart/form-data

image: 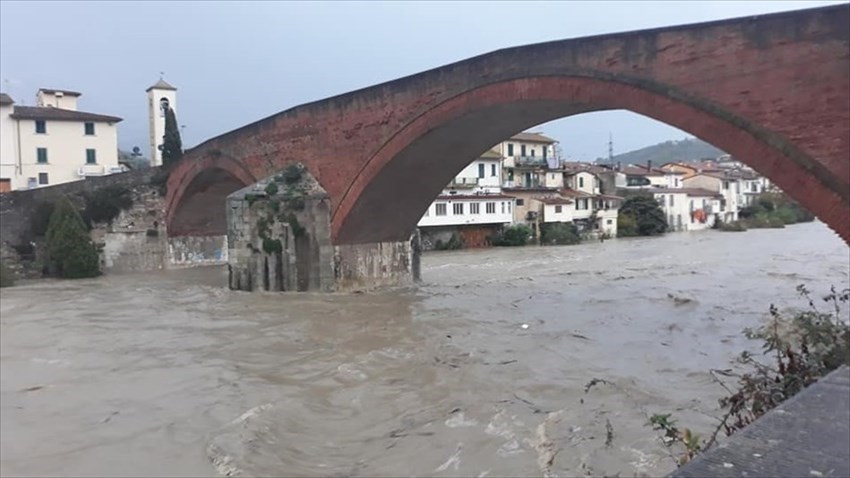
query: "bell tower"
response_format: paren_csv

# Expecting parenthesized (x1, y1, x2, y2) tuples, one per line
(146, 77, 177, 167)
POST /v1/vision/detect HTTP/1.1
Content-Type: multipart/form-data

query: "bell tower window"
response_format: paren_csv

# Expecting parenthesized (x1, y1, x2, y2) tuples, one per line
(159, 97, 170, 117)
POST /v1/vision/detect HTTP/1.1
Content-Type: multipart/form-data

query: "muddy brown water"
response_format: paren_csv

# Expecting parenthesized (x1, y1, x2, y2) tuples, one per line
(1, 222, 848, 477)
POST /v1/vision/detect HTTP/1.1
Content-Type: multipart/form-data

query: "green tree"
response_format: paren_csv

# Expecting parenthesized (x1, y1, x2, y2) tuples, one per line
(540, 222, 581, 245)
(45, 197, 101, 279)
(0, 260, 15, 287)
(161, 107, 183, 165)
(492, 224, 533, 247)
(618, 195, 667, 236)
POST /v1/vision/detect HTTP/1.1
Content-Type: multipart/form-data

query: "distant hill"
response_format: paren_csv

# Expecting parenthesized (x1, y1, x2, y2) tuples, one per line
(601, 138, 725, 166)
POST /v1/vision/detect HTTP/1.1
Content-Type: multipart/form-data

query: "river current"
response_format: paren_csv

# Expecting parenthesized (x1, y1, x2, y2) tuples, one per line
(1, 222, 848, 477)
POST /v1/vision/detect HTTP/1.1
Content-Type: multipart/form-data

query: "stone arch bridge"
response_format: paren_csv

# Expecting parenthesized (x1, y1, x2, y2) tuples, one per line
(2, 4, 847, 272)
(164, 3, 849, 246)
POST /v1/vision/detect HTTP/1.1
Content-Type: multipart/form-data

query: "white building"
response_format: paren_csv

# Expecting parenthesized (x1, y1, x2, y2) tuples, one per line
(0, 88, 123, 191)
(147, 79, 178, 167)
(683, 171, 743, 223)
(417, 148, 515, 248)
(499, 132, 558, 188)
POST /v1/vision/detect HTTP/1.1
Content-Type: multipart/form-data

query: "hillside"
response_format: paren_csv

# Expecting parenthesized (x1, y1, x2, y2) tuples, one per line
(603, 138, 725, 165)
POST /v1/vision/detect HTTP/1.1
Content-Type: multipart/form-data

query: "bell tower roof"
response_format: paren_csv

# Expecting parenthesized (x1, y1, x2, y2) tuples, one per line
(146, 78, 177, 92)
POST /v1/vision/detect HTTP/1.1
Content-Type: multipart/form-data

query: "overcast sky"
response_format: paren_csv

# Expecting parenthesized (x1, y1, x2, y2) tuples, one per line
(1, 0, 845, 161)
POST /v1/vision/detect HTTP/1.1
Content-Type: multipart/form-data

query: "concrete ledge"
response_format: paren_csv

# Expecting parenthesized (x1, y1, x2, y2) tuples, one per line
(671, 366, 850, 478)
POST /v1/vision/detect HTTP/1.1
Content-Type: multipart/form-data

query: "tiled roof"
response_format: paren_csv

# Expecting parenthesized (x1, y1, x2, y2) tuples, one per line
(38, 88, 81, 97)
(0, 93, 13, 105)
(510, 132, 556, 144)
(648, 187, 723, 198)
(436, 193, 515, 201)
(479, 148, 502, 159)
(537, 196, 573, 205)
(502, 187, 559, 193)
(146, 78, 177, 92)
(620, 165, 666, 177)
(559, 188, 595, 198)
(11, 106, 123, 123)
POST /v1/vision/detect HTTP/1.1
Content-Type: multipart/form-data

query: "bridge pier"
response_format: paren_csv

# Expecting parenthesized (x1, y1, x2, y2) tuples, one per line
(225, 166, 415, 293)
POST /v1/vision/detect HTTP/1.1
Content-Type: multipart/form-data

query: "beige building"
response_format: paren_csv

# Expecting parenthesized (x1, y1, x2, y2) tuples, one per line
(0, 88, 123, 191)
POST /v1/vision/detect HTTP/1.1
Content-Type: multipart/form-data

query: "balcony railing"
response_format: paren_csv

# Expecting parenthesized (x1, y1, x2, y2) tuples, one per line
(448, 177, 479, 188)
(513, 156, 548, 167)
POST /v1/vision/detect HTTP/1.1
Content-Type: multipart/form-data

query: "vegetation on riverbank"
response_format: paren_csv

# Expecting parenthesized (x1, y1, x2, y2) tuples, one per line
(617, 195, 668, 237)
(0, 260, 14, 287)
(540, 222, 581, 245)
(45, 197, 102, 279)
(720, 192, 816, 232)
(645, 285, 849, 467)
(491, 224, 533, 247)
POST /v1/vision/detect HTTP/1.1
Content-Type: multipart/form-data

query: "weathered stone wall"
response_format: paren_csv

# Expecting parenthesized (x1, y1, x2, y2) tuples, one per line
(0, 168, 160, 247)
(168, 235, 228, 267)
(334, 241, 413, 292)
(89, 185, 168, 273)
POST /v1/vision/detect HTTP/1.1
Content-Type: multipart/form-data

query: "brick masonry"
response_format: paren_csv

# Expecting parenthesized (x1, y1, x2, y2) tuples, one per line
(162, 4, 849, 245)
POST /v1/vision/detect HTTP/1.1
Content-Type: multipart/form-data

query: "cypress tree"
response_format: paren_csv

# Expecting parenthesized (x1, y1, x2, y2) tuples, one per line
(161, 106, 183, 165)
(45, 196, 101, 279)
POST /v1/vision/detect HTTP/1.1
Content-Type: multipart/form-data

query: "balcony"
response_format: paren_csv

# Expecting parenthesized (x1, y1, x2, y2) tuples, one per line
(513, 156, 548, 167)
(448, 176, 479, 188)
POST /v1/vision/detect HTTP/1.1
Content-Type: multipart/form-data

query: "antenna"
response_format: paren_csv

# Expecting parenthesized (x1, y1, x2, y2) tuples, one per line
(607, 132, 614, 162)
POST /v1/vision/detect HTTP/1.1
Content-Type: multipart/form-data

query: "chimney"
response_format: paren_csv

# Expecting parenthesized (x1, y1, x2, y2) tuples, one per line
(617, 161, 622, 171)
(647, 160, 652, 172)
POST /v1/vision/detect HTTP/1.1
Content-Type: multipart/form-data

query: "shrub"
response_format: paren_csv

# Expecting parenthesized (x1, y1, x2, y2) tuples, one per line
(264, 182, 279, 196)
(0, 260, 15, 287)
(617, 213, 639, 237)
(540, 222, 581, 245)
(30, 201, 56, 237)
(434, 232, 464, 250)
(282, 164, 304, 184)
(492, 224, 532, 247)
(619, 195, 667, 236)
(82, 186, 133, 226)
(719, 220, 747, 232)
(45, 196, 101, 279)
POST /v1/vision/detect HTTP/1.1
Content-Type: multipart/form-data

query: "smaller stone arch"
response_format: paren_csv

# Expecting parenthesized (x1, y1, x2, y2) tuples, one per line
(165, 154, 257, 236)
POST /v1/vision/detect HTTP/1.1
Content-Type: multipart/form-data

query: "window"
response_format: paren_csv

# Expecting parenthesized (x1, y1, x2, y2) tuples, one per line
(751, 182, 758, 192)
(579, 176, 584, 188)
(530, 149, 536, 157)
(435, 203, 447, 216)
(453, 203, 464, 215)
(577, 198, 588, 210)
(668, 194, 674, 207)
(555, 205, 563, 213)
(84, 122, 95, 135)
(159, 97, 170, 117)
(491, 164, 496, 176)
(38, 173, 49, 185)
(486, 202, 496, 214)
(35, 120, 46, 134)
(507, 143, 514, 156)
(470, 203, 480, 214)
(735, 182, 740, 194)
(516, 198, 524, 206)
(521, 144, 527, 156)
(478, 163, 485, 178)
(607, 219, 613, 225)
(36, 148, 48, 164)
(543, 147, 547, 159)
(86, 149, 97, 164)
(501, 202, 505, 214)
(723, 181, 729, 190)
(507, 202, 511, 213)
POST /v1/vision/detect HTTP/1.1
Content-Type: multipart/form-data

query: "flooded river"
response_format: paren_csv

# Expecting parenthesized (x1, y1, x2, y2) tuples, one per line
(1, 222, 848, 477)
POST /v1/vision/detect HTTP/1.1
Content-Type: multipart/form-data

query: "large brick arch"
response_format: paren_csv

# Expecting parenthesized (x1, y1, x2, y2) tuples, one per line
(333, 75, 849, 244)
(175, 4, 849, 245)
(165, 155, 256, 236)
